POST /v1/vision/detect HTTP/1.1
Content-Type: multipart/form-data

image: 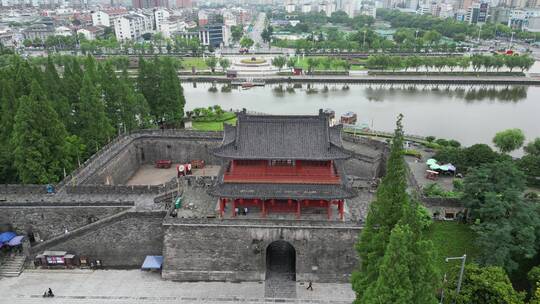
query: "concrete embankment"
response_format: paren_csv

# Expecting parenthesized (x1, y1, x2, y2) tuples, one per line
(178, 75, 540, 85)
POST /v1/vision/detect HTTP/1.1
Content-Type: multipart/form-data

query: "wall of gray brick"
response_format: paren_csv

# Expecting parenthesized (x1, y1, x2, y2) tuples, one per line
(0, 205, 130, 241)
(82, 137, 222, 185)
(162, 223, 361, 283)
(32, 211, 165, 268)
(84, 144, 139, 185)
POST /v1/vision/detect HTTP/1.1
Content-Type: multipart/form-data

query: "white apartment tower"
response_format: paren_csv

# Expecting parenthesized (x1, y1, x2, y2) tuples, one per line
(92, 11, 111, 27)
(114, 13, 153, 41)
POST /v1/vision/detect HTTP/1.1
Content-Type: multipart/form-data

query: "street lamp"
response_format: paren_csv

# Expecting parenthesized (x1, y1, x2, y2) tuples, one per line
(510, 32, 515, 49)
(477, 23, 482, 43)
(441, 254, 467, 304)
(362, 30, 367, 51)
(415, 29, 419, 52)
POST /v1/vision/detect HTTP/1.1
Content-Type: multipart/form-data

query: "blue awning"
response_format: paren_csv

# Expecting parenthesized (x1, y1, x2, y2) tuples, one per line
(141, 256, 163, 270)
(0, 232, 16, 243)
(7, 235, 25, 246)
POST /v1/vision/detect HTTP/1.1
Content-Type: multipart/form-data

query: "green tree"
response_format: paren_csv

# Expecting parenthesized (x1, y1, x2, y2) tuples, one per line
(423, 30, 442, 46)
(365, 224, 415, 304)
(444, 264, 525, 304)
(137, 57, 160, 117)
(219, 58, 231, 72)
(240, 36, 254, 49)
(504, 55, 521, 72)
(517, 55, 535, 72)
(11, 81, 68, 183)
(205, 57, 218, 73)
(155, 58, 185, 126)
(306, 57, 320, 74)
(286, 57, 297, 69)
(518, 138, 540, 186)
(352, 115, 410, 302)
(0, 79, 18, 183)
(529, 266, 540, 297)
(493, 128, 526, 154)
(231, 25, 243, 42)
(44, 56, 71, 127)
(366, 202, 439, 304)
(74, 73, 114, 155)
(462, 161, 539, 273)
(271, 56, 287, 71)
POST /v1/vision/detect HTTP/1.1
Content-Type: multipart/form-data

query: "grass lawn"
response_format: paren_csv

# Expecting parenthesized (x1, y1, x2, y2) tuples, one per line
(192, 112, 236, 131)
(427, 221, 479, 275)
(180, 57, 208, 70)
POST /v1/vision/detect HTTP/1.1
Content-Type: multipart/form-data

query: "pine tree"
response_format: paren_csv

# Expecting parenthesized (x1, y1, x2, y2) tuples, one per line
(352, 114, 409, 302)
(156, 58, 185, 126)
(43, 56, 71, 126)
(118, 70, 152, 131)
(99, 61, 123, 131)
(137, 57, 160, 120)
(400, 202, 440, 304)
(11, 81, 68, 183)
(63, 57, 83, 101)
(83, 55, 99, 82)
(73, 73, 114, 156)
(365, 224, 415, 304)
(0, 78, 18, 183)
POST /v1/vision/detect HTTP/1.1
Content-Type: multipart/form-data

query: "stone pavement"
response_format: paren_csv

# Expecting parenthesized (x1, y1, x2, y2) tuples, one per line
(0, 270, 354, 304)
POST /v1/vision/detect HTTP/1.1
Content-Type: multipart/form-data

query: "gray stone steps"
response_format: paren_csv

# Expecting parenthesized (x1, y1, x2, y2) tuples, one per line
(0, 254, 26, 277)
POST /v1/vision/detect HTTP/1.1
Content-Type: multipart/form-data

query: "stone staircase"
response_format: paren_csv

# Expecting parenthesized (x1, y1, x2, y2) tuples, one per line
(0, 254, 26, 277)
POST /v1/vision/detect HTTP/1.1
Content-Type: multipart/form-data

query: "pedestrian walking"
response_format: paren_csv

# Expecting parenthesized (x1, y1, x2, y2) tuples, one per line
(307, 281, 313, 291)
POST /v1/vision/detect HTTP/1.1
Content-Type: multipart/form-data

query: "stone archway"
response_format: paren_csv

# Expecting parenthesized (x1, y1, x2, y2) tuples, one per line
(266, 240, 296, 281)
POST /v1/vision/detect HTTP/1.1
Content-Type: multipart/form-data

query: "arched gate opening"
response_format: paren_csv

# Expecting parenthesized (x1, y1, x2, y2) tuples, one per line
(266, 240, 296, 281)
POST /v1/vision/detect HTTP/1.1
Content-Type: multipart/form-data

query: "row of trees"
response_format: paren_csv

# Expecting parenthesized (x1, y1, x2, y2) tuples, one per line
(379, 8, 540, 42)
(0, 54, 185, 184)
(366, 54, 535, 72)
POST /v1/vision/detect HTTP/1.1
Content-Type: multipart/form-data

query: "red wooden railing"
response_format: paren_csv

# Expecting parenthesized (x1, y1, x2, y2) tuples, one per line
(223, 160, 341, 184)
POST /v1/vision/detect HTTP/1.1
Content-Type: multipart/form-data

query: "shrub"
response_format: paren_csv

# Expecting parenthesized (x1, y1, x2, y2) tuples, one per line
(426, 136, 436, 142)
(404, 149, 422, 158)
(453, 179, 464, 192)
(423, 183, 461, 198)
(448, 139, 461, 148)
(435, 138, 449, 146)
(417, 204, 433, 230)
(424, 142, 441, 150)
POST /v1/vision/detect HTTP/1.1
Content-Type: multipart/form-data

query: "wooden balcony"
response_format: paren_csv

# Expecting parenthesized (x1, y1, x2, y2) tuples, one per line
(223, 160, 341, 184)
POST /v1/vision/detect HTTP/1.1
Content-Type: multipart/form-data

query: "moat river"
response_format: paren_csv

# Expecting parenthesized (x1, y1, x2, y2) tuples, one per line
(183, 83, 540, 148)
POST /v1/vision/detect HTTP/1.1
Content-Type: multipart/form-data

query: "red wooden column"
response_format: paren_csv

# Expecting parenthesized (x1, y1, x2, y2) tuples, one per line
(232, 199, 237, 217)
(219, 198, 226, 218)
(327, 200, 332, 220)
(338, 200, 344, 221)
(296, 200, 301, 219)
(262, 200, 266, 218)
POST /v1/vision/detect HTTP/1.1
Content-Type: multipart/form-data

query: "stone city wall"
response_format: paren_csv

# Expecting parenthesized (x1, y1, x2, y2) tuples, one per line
(59, 130, 223, 186)
(0, 184, 48, 194)
(162, 222, 361, 283)
(65, 185, 163, 195)
(0, 202, 133, 241)
(31, 211, 165, 268)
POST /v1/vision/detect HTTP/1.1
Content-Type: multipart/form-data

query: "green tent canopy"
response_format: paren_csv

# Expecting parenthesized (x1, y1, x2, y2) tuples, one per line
(426, 159, 437, 166)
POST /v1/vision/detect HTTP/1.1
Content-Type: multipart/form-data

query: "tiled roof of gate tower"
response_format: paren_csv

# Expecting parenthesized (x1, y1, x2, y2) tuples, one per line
(212, 109, 351, 160)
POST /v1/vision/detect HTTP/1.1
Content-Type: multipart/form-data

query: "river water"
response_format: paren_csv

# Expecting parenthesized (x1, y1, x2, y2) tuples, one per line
(183, 82, 540, 148)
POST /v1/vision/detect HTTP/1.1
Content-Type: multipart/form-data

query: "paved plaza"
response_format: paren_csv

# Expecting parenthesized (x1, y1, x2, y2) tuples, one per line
(0, 270, 355, 304)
